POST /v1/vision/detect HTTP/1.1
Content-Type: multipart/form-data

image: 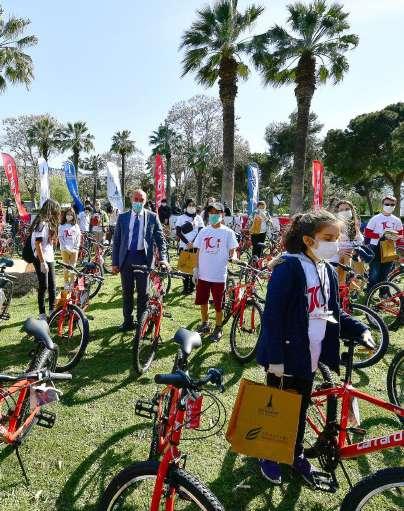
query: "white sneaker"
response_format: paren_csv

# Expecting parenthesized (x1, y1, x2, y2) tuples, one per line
(38, 313, 47, 321)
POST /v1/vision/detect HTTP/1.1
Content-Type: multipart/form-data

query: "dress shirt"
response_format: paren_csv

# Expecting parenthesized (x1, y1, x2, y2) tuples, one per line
(128, 210, 145, 250)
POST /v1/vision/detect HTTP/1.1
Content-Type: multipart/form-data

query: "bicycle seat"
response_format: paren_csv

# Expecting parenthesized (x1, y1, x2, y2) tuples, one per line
(23, 318, 55, 350)
(82, 262, 98, 271)
(173, 328, 202, 355)
(0, 258, 13, 268)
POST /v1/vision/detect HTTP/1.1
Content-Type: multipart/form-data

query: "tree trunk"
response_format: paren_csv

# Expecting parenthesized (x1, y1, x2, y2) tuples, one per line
(166, 154, 171, 202)
(92, 170, 97, 206)
(364, 189, 373, 215)
(219, 58, 238, 211)
(121, 153, 126, 207)
(196, 171, 203, 205)
(290, 55, 316, 214)
(73, 150, 80, 187)
(392, 175, 403, 216)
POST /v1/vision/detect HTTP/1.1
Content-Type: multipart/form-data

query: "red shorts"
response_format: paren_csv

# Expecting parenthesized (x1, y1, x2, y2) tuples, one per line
(195, 279, 225, 312)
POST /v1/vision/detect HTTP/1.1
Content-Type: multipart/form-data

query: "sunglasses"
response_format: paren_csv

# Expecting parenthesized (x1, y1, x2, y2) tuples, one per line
(384, 203, 396, 207)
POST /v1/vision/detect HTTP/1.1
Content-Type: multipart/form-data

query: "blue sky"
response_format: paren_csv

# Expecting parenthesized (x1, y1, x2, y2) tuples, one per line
(2, 0, 404, 166)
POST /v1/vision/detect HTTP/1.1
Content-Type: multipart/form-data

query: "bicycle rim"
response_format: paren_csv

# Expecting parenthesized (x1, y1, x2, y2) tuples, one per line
(366, 281, 402, 330)
(230, 300, 262, 362)
(388, 350, 404, 410)
(133, 312, 159, 374)
(347, 480, 404, 510)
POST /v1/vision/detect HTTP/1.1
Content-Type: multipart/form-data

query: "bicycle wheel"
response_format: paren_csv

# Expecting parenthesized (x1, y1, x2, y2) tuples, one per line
(230, 299, 262, 363)
(365, 281, 403, 330)
(48, 304, 90, 372)
(99, 460, 224, 511)
(81, 262, 103, 299)
(132, 309, 159, 375)
(345, 303, 389, 369)
(103, 246, 113, 274)
(387, 349, 404, 418)
(0, 279, 13, 322)
(340, 467, 404, 511)
(17, 345, 59, 443)
(388, 266, 404, 288)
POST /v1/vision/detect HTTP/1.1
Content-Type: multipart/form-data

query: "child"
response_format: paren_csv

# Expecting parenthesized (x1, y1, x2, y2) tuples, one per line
(256, 209, 373, 485)
(58, 207, 81, 289)
(193, 202, 238, 342)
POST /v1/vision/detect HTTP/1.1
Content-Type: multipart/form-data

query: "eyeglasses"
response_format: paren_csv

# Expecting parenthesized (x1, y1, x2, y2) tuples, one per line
(384, 203, 396, 207)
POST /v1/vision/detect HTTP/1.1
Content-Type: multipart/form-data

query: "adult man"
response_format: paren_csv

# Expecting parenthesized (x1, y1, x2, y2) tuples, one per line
(364, 195, 403, 290)
(112, 189, 169, 332)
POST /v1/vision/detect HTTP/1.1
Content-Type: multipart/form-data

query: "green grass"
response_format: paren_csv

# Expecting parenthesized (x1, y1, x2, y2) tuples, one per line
(0, 269, 402, 510)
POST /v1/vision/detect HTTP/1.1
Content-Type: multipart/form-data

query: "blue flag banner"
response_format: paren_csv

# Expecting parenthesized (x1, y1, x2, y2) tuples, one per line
(246, 163, 259, 216)
(63, 160, 84, 213)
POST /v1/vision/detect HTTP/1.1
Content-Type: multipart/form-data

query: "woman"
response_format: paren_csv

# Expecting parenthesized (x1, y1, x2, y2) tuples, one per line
(30, 199, 61, 320)
(176, 198, 204, 294)
(250, 201, 271, 257)
(58, 207, 81, 289)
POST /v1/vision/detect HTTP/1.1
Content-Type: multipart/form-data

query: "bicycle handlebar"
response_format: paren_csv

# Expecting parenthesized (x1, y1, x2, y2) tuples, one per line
(0, 369, 72, 383)
(154, 368, 224, 392)
(56, 262, 104, 281)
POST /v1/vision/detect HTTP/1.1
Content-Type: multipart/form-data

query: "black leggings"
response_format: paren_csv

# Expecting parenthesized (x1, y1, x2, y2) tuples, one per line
(251, 233, 266, 258)
(33, 258, 56, 315)
(267, 372, 314, 460)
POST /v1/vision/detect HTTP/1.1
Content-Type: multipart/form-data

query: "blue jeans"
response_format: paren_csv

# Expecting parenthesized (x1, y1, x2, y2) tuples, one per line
(368, 244, 394, 290)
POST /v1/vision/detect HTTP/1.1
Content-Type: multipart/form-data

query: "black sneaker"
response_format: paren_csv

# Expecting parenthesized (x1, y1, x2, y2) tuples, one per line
(210, 326, 223, 342)
(196, 322, 211, 335)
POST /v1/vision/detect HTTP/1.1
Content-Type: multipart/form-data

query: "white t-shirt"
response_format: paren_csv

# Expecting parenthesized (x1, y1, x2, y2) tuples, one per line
(176, 214, 204, 249)
(295, 253, 331, 372)
(232, 215, 243, 234)
(31, 222, 55, 263)
(58, 223, 81, 252)
(223, 216, 233, 228)
(193, 224, 238, 283)
(366, 213, 403, 246)
(78, 211, 90, 232)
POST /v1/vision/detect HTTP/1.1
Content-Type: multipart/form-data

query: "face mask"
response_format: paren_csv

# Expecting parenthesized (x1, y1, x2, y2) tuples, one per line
(257, 208, 266, 216)
(186, 206, 196, 215)
(336, 210, 352, 221)
(66, 215, 73, 223)
(132, 202, 144, 214)
(161, 202, 167, 207)
(209, 213, 221, 225)
(311, 240, 339, 261)
(383, 205, 395, 214)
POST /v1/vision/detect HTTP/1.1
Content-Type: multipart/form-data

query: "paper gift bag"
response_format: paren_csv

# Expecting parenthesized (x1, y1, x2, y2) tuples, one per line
(226, 378, 301, 465)
(380, 239, 398, 263)
(177, 250, 198, 274)
(250, 216, 262, 235)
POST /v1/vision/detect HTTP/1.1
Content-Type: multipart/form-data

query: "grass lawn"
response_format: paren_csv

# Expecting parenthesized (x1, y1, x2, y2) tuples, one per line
(0, 268, 402, 510)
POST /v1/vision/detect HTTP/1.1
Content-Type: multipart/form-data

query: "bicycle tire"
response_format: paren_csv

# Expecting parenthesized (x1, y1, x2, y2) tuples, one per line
(347, 303, 390, 369)
(388, 266, 404, 288)
(0, 278, 13, 322)
(17, 345, 58, 443)
(340, 467, 404, 511)
(132, 309, 159, 375)
(98, 460, 224, 511)
(48, 304, 90, 372)
(103, 246, 113, 274)
(365, 281, 403, 331)
(161, 271, 172, 300)
(229, 299, 262, 363)
(81, 262, 103, 299)
(387, 349, 404, 423)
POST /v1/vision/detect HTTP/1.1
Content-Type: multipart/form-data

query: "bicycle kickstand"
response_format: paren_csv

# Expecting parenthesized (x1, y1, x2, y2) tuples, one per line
(339, 460, 353, 489)
(15, 446, 30, 486)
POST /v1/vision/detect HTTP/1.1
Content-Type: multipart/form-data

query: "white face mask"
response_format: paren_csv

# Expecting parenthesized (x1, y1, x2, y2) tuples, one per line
(66, 215, 73, 223)
(383, 205, 395, 214)
(336, 210, 352, 221)
(311, 240, 339, 261)
(186, 206, 196, 215)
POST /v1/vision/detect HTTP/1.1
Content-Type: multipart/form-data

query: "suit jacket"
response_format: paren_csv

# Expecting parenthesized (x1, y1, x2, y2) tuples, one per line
(112, 209, 167, 268)
(256, 255, 367, 379)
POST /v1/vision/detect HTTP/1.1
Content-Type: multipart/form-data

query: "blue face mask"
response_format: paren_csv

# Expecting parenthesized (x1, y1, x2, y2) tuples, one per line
(209, 213, 221, 225)
(132, 202, 143, 214)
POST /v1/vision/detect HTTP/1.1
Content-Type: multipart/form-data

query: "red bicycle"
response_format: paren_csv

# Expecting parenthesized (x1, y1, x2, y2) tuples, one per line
(99, 347, 225, 510)
(304, 337, 403, 493)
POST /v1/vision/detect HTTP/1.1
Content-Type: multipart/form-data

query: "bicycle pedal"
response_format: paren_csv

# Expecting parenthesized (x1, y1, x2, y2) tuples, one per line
(135, 399, 155, 419)
(0, 313, 10, 320)
(310, 471, 339, 493)
(162, 312, 172, 319)
(36, 410, 56, 429)
(347, 426, 366, 436)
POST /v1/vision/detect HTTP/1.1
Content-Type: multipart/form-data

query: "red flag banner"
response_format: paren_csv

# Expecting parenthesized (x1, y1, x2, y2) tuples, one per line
(1, 152, 30, 222)
(312, 160, 324, 209)
(154, 153, 166, 209)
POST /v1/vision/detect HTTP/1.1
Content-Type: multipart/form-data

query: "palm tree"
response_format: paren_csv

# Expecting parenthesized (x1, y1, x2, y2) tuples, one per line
(82, 155, 105, 205)
(59, 122, 95, 183)
(110, 130, 136, 203)
(0, 6, 38, 93)
(180, 0, 265, 209)
(27, 115, 60, 161)
(149, 124, 181, 204)
(258, 1, 358, 213)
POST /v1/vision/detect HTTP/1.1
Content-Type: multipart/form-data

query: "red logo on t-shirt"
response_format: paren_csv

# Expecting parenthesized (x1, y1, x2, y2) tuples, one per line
(203, 236, 222, 251)
(308, 286, 321, 313)
(381, 221, 392, 230)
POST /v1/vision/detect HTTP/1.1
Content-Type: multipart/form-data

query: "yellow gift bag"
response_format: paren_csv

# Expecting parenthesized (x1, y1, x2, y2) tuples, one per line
(380, 239, 398, 263)
(226, 378, 301, 465)
(250, 216, 262, 235)
(177, 250, 198, 274)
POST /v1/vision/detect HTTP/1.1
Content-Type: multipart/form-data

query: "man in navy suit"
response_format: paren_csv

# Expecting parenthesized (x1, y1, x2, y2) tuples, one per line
(112, 188, 169, 331)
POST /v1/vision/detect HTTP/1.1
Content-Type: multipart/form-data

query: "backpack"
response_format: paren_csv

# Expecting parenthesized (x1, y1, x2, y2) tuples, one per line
(22, 234, 35, 263)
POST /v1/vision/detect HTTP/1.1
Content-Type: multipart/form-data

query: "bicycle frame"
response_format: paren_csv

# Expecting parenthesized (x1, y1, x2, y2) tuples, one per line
(308, 383, 404, 459)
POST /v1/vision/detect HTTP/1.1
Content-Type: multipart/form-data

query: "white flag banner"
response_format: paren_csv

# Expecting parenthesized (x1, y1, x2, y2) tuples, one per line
(106, 161, 124, 212)
(38, 157, 50, 207)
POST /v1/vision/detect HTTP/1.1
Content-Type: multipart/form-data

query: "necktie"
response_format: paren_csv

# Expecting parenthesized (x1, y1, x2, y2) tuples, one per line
(130, 214, 140, 254)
